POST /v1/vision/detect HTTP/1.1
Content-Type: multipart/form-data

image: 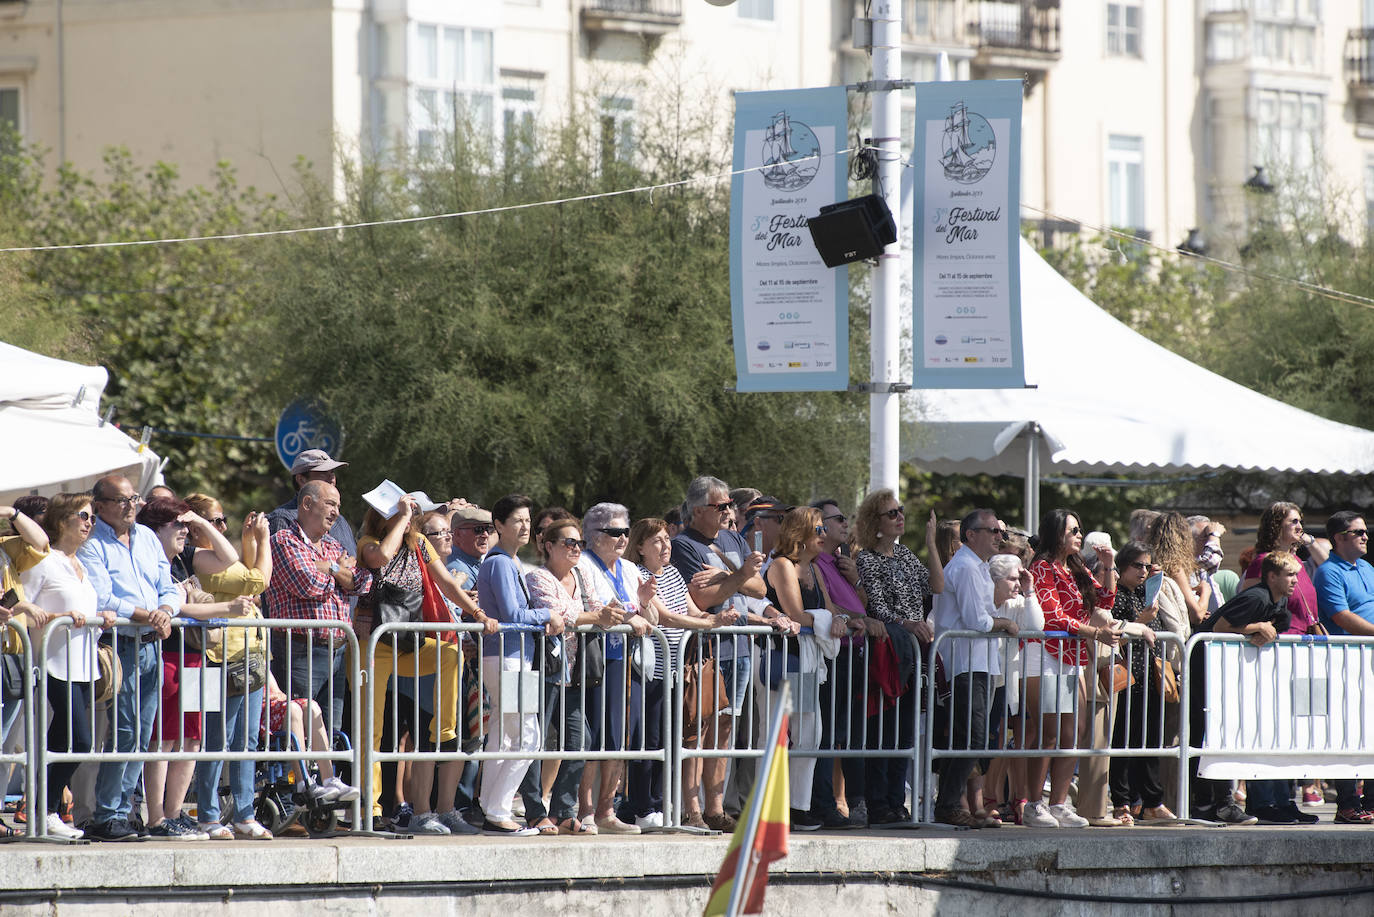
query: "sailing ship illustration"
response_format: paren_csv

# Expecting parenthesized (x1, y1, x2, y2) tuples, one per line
(760, 110, 821, 191)
(941, 101, 995, 185)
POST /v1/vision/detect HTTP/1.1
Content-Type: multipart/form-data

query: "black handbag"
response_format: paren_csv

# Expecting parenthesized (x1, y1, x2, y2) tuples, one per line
(1, 653, 24, 701)
(570, 569, 604, 686)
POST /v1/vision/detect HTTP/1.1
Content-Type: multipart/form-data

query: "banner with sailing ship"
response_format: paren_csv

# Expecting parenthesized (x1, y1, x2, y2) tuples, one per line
(730, 87, 849, 392)
(911, 79, 1025, 389)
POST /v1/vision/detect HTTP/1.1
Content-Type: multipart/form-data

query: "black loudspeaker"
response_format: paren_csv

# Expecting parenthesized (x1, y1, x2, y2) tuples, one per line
(806, 194, 897, 268)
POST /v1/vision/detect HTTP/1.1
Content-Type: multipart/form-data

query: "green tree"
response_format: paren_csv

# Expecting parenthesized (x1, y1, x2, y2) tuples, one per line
(0, 137, 287, 508)
(257, 98, 869, 516)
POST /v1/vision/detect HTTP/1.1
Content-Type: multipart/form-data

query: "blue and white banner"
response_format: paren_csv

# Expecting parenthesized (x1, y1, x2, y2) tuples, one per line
(912, 80, 1024, 389)
(730, 87, 849, 392)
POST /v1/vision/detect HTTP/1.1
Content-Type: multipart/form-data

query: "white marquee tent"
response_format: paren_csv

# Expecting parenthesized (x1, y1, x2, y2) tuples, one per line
(904, 238, 1374, 528)
(0, 342, 162, 504)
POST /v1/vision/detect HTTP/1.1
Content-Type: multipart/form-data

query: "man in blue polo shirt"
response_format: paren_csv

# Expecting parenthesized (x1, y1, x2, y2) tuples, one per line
(1313, 510, 1374, 824)
(78, 474, 182, 842)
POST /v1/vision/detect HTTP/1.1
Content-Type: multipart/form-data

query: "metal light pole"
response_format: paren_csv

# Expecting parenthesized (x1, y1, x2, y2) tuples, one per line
(869, 0, 903, 495)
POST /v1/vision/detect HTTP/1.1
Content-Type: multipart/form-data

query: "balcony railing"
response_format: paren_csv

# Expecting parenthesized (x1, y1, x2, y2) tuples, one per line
(970, 0, 1061, 56)
(1345, 28, 1374, 87)
(583, 0, 682, 18)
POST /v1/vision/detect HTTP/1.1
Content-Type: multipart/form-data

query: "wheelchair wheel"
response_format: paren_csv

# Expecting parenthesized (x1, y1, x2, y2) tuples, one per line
(256, 796, 287, 834)
(306, 806, 338, 835)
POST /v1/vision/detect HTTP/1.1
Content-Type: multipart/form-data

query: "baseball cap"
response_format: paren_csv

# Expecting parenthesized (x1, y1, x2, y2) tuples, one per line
(290, 449, 348, 475)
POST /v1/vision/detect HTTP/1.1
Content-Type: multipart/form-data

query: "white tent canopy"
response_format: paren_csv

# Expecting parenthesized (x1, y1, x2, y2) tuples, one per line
(0, 342, 161, 504)
(905, 239, 1374, 527)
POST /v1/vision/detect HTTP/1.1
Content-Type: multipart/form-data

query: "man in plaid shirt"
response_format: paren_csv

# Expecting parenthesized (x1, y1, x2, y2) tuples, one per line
(265, 480, 371, 736)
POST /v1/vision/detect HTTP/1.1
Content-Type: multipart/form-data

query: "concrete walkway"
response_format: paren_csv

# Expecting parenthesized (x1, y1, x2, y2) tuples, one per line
(4, 822, 1374, 915)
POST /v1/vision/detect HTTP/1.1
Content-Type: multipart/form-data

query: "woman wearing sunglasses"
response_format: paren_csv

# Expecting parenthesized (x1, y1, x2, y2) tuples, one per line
(851, 488, 943, 825)
(763, 506, 846, 831)
(1024, 508, 1119, 829)
(576, 502, 659, 834)
(21, 494, 113, 839)
(525, 518, 619, 834)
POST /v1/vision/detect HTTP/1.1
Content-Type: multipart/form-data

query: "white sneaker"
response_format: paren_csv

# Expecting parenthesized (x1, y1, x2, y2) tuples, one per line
(1022, 801, 1059, 828)
(323, 776, 360, 803)
(309, 783, 342, 804)
(1049, 802, 1089, 828)
(46, 813, 83, 839)
(635, 811, 664, 829)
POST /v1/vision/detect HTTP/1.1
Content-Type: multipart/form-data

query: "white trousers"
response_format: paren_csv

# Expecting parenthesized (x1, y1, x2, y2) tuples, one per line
(478, 656, 541, 821)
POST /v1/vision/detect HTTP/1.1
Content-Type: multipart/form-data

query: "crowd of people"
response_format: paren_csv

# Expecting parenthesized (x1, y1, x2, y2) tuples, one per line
(1, 449, 1372, 842)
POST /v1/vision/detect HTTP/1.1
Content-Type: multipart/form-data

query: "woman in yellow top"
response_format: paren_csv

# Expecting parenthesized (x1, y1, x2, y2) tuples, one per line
(359, 494, 495, 834)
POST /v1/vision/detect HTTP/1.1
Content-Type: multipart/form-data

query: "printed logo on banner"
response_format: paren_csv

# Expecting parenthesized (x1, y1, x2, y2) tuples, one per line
(940, 101, 996, 185)
(760, 111, 822, 192)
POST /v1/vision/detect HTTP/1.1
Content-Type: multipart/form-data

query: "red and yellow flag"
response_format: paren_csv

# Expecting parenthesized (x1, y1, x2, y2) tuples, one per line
(703, 702, 790, 916)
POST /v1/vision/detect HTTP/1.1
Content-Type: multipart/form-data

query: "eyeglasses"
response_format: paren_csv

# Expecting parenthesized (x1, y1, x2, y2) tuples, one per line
(1343, 529, 1370, 539)
(708, 502, 734, 513)
(209, 516, 228, 527)
(98, 495, 141, 508)
(822, 514, 847, 524)
(599, 527, 631, 538)
(422, 529, 452, 540)
(880, 507, 904, 519)
(73, 510, 92, 522)
(1068, 526, 1082, 536)
(558, 538, 587, 550)
(458, 524, 496, 536)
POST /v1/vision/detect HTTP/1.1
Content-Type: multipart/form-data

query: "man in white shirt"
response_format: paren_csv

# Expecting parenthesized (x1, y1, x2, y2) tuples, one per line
(931, 508, 1017, 827)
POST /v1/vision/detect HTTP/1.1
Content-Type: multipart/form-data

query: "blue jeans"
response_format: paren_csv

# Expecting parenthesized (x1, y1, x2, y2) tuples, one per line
(94, 639, 159, 825)
(271, 635, 347, 738)
(194, 687, 265, 824)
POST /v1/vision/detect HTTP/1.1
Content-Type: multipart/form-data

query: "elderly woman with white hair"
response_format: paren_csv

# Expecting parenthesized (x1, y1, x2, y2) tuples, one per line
(577, 502, 660, 834)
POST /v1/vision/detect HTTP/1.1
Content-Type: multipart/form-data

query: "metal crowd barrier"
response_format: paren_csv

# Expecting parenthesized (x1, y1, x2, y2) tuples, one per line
(923, 629, 1186, 823)
(32, 616, 363, 839)
(674, 625, 925, 828)
(1, 620, 37, 839)
(1178, 632, 1374, 817)
(363, 621, 674, 833)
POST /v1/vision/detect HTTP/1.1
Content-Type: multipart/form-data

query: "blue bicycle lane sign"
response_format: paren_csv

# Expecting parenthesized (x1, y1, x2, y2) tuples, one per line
(275, 399, 344, 472)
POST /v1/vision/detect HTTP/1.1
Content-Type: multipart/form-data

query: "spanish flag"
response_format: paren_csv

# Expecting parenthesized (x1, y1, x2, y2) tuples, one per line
(703, 684, 791, 916)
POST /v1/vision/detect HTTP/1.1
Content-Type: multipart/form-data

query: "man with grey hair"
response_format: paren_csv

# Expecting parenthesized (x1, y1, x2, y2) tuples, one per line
(669, 475, 765, 830)
(930, 508, 1018, 827)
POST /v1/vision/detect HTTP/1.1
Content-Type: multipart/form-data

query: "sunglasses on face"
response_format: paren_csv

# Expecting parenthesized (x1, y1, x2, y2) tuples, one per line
(1128, 561, 1149, 571)
(209, 516, 228, 527)
(1068, 526, 1083, 536)
(599, 527, 631, 538)
(1344, 529, 1370, 539)
(460, 525, 496, 536)
(98, 495, 141, 508)
(422, 530, 452, 540)
(823, 514, 847, 524)
(708, 502, 733, 514)
(558, 538, 587, 550)
(814, 524, 826, 535)
(880, 508, 904, 519)
(73, 510, 92, 522)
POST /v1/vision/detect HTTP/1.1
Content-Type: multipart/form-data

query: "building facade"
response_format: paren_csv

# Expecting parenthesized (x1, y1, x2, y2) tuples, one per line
(1, 0, 1372, 246)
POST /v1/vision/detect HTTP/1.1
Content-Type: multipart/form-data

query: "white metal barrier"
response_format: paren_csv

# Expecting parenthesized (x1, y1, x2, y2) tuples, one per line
(32, 617, 362, 839)
(674, 625, 924, 828)
(1179, 632, 1374, 817)
(923, 629, 1186, 823)
(363, 621, 674, 833)
(1, 620, 36, 839)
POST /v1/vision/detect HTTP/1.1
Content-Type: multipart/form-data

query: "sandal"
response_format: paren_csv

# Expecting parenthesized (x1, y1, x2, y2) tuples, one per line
(1112, 806, 1136, 827)
(202, 823, 233, 840)
(532, 818, 559, 836)
(0, 820, 20, 839)
(557, 817, 595, 836)
(972, 809, 1003, 828)
(1139, 805, 1177, 822)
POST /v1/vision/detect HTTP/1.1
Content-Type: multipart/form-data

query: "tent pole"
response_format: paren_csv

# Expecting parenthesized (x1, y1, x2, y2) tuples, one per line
(1025, 423, 1040, 532)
